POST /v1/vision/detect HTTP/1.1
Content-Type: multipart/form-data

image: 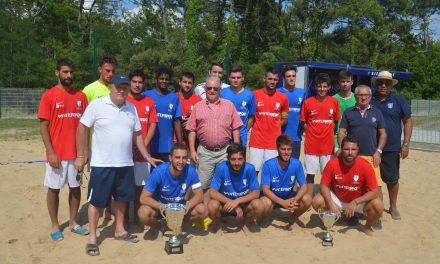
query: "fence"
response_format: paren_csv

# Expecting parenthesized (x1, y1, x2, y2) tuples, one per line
(0, 88, 45, 119)
(0, 88, 439, 146)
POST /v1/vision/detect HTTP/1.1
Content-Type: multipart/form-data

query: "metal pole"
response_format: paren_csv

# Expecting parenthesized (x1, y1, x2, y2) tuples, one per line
(93, 28, 97, 80)
(225, 42, 230, 84)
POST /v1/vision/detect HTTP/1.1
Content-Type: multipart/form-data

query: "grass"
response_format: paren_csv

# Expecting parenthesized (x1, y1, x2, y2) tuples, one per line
(0, 118, 40, 141)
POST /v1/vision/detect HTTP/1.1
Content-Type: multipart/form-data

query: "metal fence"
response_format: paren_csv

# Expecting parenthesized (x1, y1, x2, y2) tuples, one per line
(0, 88, 45, 119)
(0, 88, 439, 146)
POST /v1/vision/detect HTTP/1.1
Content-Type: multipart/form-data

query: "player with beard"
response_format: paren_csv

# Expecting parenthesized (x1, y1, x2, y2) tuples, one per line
(38, 58, 89, 241)
(126, 69, 158, 224)
(138, 143, 207, 238)
(312, 135, 383, 236)
(260, 135, 311, 227)
(208, 144, 263, 235)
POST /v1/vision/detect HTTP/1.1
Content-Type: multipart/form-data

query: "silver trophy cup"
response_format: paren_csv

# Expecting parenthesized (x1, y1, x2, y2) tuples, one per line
(318, 210, 339, 246)
(161, 203, 186, 254)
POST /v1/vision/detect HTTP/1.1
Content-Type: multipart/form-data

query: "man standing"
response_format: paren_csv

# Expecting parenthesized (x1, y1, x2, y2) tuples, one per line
(260, 135, 311, 226)
(371, 71, 412, 220)
(143, 67, 183, 162)
(194, 62, 229, 99)
(312, 136, 383, 236)
(138, 143, 207, 237)
(38, 58, 89, 241)
(220, 65, 256, 147)
(278, 65, 305, 159)
(187, 76, 243, 197)
(208, 144, 263, 235)
(126, 69, 158, 223)
(249, 68, 289, 175)
(176, 72, 201, 145)
(300, 73, 341, 196)
(76, 75, 161, 256)
(333, 70, 356, 152)
(82, 55, 117, 102)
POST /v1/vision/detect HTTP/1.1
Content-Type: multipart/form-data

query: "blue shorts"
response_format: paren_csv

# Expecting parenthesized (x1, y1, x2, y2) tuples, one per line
(87, 166, 135, 208)
(221, 202, 251, 217)
(274, 191, 297, 208)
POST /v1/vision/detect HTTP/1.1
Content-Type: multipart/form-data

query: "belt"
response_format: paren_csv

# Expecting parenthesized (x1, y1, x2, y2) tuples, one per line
(202, 144, 228, 152)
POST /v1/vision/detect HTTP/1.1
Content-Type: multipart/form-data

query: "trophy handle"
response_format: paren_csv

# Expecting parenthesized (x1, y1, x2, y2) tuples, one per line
(160, 204, 166, 218)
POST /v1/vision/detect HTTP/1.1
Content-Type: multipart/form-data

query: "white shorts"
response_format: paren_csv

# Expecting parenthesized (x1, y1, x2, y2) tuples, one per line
(330, 191, 364, 214)
(304, 154, 332, 174)
(134, 162, 150, 186)
(249, 147, 278, 171)
(44, 160, 80, 189)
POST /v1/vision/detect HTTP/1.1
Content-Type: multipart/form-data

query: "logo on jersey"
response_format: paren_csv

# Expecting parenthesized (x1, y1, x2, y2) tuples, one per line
(243, 179, 247, 186)
(298, 97, 303, 103)
(76, 101, 82, 108)
(162, 185, 170, 192)
(190, 105, 194, 110)
(181, 183, 187, 190)
(55, 102, 64, 109)
(168, 104, 174, 112)
(311, 110, 317, 116)
(275, 102, 280, 110)
(257, 101, 264, 107)
(242, 101, 247, 108)
(145, 106, 150, 112)
(272, 176, 280, 183)
(334, 174, 342, 180)
(291, 176, 295, 183)
(372, 117, 377, 123)
(387, 103, 393, 109)
(329, 108, 334, 114)
(224, 180, 231, 186)
(353, 175, 359, 183)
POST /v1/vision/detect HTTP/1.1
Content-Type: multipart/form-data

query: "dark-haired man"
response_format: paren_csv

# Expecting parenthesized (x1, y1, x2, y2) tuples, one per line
(194, 62, 229, 99)
(138, 143, 207, 237)
(83, 55, 117, 103)
(312, 136, 383, 236)
(300, 73, 341, 196)
(143, 67, 183, 163)
(127, 69, 158, 222)
(220, 65, 256, 147)
(208, 144, 263, 235)
(278, 65, 305, 159)
(38, 58, 89, 241)
(260, 135, 311, 226)
(249, 68, 289, 175)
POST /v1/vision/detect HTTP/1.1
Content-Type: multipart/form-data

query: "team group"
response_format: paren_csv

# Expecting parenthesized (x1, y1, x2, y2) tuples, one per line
(38, 55, 412, 256)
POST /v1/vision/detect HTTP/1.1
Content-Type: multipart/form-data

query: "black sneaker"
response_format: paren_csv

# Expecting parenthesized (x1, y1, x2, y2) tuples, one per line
(372, 219, 382, 230)
(347, 214, 360, 226)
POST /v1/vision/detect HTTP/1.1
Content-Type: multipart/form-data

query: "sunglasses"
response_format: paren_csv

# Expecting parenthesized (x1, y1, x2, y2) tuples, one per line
(205, 86, 220, 91)
(376, 81, 391, 86)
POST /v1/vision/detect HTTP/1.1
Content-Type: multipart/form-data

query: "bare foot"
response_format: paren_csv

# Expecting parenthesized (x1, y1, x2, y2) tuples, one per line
(362, 226, 374, 236)
(241, 224, 250, 236)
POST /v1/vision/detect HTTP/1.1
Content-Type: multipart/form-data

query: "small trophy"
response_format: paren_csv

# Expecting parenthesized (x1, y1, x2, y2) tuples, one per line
(161, 203, 186, 254)
(318, 210, 339, 247)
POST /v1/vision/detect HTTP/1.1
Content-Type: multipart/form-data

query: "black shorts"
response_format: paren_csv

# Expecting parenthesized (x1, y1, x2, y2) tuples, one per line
(221, 202, 250, 217)
(380, 152, 400, 184)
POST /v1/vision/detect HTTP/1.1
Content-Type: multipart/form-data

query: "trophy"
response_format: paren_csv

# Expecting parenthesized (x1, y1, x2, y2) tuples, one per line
(161, 203, 186, 254)
(318, 210, 339, 247)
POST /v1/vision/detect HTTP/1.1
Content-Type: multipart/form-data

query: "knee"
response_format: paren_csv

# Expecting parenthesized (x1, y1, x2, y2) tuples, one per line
(260, 196, 273, 210)
(137, 205, 155, 225)
(301, 193, 312, 207)
(207, 200, 221, 213)
(371, 198, 384, 215)
(194, 203, 208, 219)
(250, 199, 264, 213)
(312, 194, 324, 211)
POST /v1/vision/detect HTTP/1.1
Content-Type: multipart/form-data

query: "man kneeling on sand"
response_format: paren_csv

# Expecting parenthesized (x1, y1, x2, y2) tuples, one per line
(138, 143, 207, 237)
(312, 135, 383, 236)
(207, 144, 264, 235)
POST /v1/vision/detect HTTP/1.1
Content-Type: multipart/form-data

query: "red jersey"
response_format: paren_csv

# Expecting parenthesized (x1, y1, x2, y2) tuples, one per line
(321, 157, 378, 203)
(249, 89, 289, 150)
(127, 95, 158, 162)
(176, 92, 202, 145)
(300, 96, 340, 155)
(37, 86, 88, 160)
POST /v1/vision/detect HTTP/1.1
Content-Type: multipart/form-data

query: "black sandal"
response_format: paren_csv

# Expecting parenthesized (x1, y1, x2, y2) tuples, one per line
(85, 243, 100, 256)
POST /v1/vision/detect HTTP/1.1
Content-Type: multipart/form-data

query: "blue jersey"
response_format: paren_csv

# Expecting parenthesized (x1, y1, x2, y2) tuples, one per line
(277, 87, 304, 141)
(220, 87, 256, 146)
(143, 89, 182, 153)
(371, 93, 411, 152)
(144, 162, 201, 204)
(261, 157, 306, 199)
(211, 161, 260, 200)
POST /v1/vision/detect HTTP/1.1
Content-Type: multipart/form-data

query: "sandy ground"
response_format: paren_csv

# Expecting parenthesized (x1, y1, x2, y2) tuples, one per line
(0, 139, 439, 264)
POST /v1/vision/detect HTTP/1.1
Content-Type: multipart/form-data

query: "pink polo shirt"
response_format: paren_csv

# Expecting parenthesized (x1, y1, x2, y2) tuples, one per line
(186, 99, 243, 148)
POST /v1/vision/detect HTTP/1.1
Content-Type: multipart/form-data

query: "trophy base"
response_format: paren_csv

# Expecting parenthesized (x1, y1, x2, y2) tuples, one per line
(165, 241, 183, 254)
(322, 239, 334, 247)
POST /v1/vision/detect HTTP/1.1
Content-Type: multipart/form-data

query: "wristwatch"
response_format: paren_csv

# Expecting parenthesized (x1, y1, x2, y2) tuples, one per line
(402, 142, 410, 148)
(376, 148, 382, 154)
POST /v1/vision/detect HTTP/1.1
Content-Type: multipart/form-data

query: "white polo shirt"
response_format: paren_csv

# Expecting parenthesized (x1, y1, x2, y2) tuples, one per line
(80, 95, 141, 167)
(194, 82, 229, 100)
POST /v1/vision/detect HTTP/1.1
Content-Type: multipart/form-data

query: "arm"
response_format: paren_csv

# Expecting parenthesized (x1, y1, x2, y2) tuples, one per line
(401, 117, 412, 159)
(337, 128, 347, 155)
(247, 116, 254, 130)
(40, 119, 60, 169)
(373, 128, 387, 167)
(134, 131, 163, 167)
(144, 123, 156, 147)
(344, 188, 379, 218)
(173, 118, 183, 143)
(262, 186, 292, 210)
(188, 131, 198, 163)
(139, 189, 162, 209)
(186, 188, 203, 213)
(232, 128, 240, 144)
(74, 122, 90, 171)
(281, 112, 288, 126)
(320, 184, 342, 215)
(223, 190, 260, 213)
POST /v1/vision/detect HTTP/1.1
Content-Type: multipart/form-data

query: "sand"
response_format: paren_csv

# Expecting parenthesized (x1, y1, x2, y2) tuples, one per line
(0, 139, 439, 264)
